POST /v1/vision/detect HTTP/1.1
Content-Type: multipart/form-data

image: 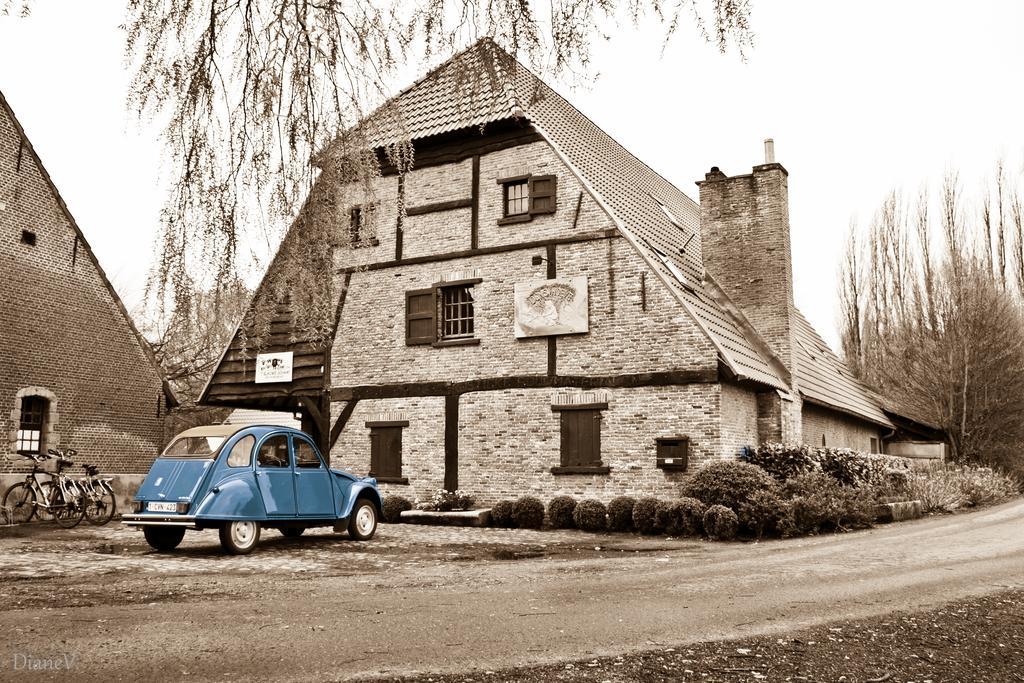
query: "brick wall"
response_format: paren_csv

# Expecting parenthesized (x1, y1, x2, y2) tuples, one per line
(720, 382, 759, 459)
(320, 133, 762, 503)
(698, 164, 797, 377)
(0, 98, 167, 473)
(801, 403, 882, 452)
(330, 384, 764, 505)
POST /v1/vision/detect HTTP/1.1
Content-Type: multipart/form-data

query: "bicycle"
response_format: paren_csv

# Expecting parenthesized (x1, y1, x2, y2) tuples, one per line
(2, 451, 85, 528)
(76, 462, 117, 526)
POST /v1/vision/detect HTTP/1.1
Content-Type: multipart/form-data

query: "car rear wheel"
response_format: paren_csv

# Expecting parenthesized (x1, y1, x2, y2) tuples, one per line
(144, 526, 186, 552)
(280, 527, 305, 538)
(220, 520, 260, 554)
(348, 499, 377, 541)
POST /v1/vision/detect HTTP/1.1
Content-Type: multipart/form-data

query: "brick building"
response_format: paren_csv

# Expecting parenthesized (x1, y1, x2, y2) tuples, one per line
(1, 90, 174, 476)
(202, 40, 938, 504)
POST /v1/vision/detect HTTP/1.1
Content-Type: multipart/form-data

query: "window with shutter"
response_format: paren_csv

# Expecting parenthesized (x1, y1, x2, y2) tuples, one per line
(529, 175, 557, 215)
(439, 284, 475, 340)
(551, 403, 610, 474)
(405, 288, 436, 345)
(368, 422, 407, 483)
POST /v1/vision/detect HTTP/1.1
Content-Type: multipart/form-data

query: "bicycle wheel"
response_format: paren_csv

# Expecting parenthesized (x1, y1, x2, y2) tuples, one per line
(46, 483, 84, 529)
(84, 485, 116, 526)
(2, 482, 36, 524)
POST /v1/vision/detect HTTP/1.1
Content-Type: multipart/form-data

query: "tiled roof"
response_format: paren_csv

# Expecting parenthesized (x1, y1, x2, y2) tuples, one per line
(510, 59, 787, 389)
(792, 310, 894, 427)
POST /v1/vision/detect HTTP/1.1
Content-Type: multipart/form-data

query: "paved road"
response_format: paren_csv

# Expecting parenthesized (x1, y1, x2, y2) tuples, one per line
(2, 499, 1023, 681)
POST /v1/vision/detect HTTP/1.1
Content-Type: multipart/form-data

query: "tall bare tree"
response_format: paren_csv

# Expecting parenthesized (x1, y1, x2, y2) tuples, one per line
(839, 160, 1024, 475)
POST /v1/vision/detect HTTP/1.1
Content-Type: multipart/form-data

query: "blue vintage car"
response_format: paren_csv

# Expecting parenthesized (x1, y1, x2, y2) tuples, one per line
(122, 424, 382, 554)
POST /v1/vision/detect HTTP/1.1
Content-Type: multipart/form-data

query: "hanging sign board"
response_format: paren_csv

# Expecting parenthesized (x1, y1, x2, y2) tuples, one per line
(513, 276, 589, 338)
(255, 351, 293, 383)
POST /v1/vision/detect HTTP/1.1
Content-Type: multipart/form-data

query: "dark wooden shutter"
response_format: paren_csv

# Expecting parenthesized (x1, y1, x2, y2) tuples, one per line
(370, 426, 402, 478)
(405, 288, 436, 345)
(529, 175, 557, 215)
(560, 409, 601, 467)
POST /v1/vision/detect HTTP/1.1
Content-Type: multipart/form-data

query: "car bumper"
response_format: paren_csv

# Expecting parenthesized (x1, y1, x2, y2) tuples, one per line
(121, 513, 198, 528)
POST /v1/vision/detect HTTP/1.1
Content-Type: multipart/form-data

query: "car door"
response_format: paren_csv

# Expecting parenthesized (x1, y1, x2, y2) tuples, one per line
(292, 435, 335, 517)
(254, 434, 297, 516)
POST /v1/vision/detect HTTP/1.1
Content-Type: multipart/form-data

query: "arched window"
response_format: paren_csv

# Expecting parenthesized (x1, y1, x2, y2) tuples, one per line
(17, 396, 48, 454)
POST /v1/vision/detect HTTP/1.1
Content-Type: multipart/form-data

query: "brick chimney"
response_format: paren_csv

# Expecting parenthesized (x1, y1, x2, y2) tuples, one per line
(697, 140, 796, 378)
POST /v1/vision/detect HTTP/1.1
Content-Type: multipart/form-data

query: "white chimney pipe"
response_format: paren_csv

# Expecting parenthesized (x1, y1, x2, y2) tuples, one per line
(764, 138, 775, 164)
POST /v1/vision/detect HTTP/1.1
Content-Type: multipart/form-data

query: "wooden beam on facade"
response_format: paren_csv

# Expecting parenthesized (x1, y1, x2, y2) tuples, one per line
(330, 369, 718, 402)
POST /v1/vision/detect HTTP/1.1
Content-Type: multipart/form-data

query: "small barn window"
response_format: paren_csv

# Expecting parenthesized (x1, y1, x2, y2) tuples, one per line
(551, 403, 610, 474)
(16, 396, 47, 454)
(348, 204, 377, 248)
(504, 178, 529, 217)
(498, 173, 557, 224)
(20, 229, 37, 246)
(870, 437, 880, 454)
(368, 420, 408, 483)
(440, 283, 475, 340)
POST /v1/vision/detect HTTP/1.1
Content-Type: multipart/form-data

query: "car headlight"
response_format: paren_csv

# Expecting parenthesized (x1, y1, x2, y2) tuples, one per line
(176, 502, 190, 514)
(132, 501, 144, 513)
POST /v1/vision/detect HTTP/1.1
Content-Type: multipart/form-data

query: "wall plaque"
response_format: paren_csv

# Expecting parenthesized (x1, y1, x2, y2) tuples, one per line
(513, 276, 589, 338)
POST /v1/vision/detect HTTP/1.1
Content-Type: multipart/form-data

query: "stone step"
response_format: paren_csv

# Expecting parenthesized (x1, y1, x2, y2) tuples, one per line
(399, 508, 491, 527)
(874, 500, 923, 523)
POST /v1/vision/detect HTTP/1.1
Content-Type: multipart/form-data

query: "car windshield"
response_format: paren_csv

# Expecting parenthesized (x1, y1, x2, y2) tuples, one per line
(162, 436, 226, 459)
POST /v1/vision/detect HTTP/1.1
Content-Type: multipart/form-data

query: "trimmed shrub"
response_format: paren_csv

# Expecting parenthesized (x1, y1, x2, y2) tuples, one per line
(490, 500, 516, 528)
(381, 496, 412, 523)
(607, 496, 636, 532)
(573, 499, 608, 532)
(632, 497, 662, 534)
(777, 473, 876, 537)
(655, 500, 677, 534)
(681, 460, 780, 522)
(703, 505, 738, 541)
(512, 496, 545, 529)
(748, 443, 913, 488)
(744, 443, 820, 481)
(547, 496, 577, 529)
(657, 499, 705, 537)
(675, 497, 708, 536)
(739, 489, 788, 539)
(819, 449, 872, 487)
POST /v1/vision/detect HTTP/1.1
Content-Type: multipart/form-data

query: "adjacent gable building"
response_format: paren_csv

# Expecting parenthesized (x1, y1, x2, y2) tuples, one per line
(202, 40, 937, 503)
(0, 90, 174, 474)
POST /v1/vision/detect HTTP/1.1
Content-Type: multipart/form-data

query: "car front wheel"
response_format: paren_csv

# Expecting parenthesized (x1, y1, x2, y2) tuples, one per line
(219, 520, 260, 555)
(144, 526, 186, 552)
(348, 499, 377, 541)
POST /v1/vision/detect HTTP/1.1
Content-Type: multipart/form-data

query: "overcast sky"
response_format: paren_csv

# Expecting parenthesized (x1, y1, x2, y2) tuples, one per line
(2, 1, 1022, 347)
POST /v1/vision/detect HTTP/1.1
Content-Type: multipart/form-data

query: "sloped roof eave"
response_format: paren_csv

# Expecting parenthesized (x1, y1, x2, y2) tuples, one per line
(801, 394, 896, 429)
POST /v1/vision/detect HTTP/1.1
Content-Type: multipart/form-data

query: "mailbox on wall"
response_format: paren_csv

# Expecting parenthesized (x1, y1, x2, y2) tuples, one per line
(656, 437, 689, 471)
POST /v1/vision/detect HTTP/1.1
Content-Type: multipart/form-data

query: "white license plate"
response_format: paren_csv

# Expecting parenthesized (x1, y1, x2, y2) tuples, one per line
(148, 502, 178, 513)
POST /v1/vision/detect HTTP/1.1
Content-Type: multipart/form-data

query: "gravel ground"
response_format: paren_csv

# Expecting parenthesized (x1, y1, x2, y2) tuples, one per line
(378, 590, 1024, 683)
